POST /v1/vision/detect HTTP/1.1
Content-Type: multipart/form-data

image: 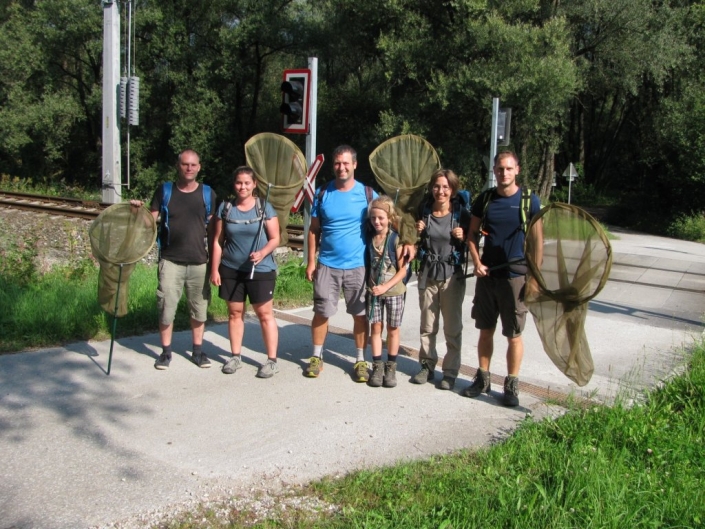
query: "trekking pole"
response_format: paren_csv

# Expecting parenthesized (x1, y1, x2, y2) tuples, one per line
(465, 257, 526, 278)
(250, 183, 273, 280)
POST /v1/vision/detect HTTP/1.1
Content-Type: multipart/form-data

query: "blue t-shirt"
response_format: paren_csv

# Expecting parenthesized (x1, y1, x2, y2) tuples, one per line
(471, 187, 541, 278)
(216, 200, 278, 273)
(312, 181, 377, 269)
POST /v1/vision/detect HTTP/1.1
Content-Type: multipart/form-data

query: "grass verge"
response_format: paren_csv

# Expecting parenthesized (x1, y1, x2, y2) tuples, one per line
(161, 344, 705, 528)
(0, 253, 311, 354)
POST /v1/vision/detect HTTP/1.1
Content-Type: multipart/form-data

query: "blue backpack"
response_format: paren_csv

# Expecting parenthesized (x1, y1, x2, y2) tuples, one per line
(158, 182, 212, 249)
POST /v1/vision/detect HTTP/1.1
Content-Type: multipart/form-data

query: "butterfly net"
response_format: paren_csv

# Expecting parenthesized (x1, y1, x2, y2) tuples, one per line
(369, 134, 441, 244)
(524, 203, 612, 386)
(89, 203, 157, 317)
(245, 132, 307, 246)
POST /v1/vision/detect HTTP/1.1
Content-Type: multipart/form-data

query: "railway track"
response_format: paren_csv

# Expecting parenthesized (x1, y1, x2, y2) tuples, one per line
(0, 190, 305, 249)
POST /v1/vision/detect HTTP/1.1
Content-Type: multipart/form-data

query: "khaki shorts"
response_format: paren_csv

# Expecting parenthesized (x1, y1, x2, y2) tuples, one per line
(471, 276, 528, 338)
(313, 264, 366, 318)
(157, 260, 211, 325)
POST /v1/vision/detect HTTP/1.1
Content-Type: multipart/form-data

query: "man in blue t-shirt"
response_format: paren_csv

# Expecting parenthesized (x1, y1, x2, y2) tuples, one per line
(305, 145, 377, 381)
(462, 151, 541, 407)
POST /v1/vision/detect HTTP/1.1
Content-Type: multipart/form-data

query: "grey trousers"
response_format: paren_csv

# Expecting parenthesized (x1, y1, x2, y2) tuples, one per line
(417, 272, 466, 378)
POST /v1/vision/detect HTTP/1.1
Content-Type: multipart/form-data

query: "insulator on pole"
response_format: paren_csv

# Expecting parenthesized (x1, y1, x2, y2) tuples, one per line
(128, 76, 139, 126)
(119, 77, 128, 119)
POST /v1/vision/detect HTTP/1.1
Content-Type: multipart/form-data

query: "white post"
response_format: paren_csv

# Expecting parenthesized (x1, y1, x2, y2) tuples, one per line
(303, 57, 318, 259)
(101, 1, 121, 203)
(486, 97, 500, 190)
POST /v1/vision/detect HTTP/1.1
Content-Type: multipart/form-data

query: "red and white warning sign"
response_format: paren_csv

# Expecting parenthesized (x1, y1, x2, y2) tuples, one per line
(291, 154, 324, 212)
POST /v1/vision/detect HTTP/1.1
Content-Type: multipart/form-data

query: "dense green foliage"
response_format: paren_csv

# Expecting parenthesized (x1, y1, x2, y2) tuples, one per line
(1, 0, 704, 230)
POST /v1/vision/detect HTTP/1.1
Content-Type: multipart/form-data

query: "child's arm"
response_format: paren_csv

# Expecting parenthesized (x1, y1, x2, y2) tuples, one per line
(369, 247, 409, 297)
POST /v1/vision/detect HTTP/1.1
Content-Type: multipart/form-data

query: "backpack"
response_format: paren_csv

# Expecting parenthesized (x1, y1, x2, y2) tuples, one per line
(366, 229, 412, 287)
(417, 189, 472, 273)
(477, 186, 533, 236)
(220, 197, 264, 225)
(385, 230, 412, 285)
(158, 182, 212, 249)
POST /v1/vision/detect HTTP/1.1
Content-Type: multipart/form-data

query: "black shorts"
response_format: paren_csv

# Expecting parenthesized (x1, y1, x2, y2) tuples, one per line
(218, 265, 276, 305)
(471, 275, 528, 338)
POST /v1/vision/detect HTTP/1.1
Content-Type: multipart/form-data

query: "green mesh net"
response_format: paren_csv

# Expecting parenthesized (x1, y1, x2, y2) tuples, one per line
(245, 133, 307, 246)
(369, 135, 441, 243)
(89, 203, 156, 317)
(524, 203, 613, 386)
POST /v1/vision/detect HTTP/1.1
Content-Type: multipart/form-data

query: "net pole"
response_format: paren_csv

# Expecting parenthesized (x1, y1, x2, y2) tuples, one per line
(107, 264, 124, 375)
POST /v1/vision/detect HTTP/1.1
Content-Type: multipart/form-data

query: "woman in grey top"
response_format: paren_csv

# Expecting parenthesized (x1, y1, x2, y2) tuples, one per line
(210, 166, 281, 378)
(411, 169, 470, 390)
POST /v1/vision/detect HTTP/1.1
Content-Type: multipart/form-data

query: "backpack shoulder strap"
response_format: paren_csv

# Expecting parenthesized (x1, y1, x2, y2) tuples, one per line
(520, 187, 532, 233)
(161, 182, 172, 208)
(202, 184, 212, 222)
(478, 187, 496, 234)
(364, 185, 373, 205)
(386, 231, 399, 270)
(220, 199, 233, 222)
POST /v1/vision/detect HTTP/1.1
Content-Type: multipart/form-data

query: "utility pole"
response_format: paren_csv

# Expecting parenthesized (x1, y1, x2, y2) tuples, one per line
(303, 57, 318, 260)
(101, 0, 121, 203)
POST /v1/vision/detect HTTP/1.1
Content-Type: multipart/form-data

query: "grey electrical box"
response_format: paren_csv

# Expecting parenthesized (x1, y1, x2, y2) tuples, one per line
(128, 76, 139, 126)
(497, 108, 512, 146)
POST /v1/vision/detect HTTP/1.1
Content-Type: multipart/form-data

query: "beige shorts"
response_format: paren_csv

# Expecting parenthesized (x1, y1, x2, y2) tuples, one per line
(157, 260, 211, 325)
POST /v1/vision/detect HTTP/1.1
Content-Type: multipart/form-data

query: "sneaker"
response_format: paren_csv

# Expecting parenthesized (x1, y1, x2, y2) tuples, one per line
(410, 360, 435, 384)
(154, 353, 171, 370)
(383, 361, 397, 388)
(368, 360, 385, 387)
(502, 375, 520, 407)
(221, 355, 242, 374)
(438, 376, 455, 390)
(353, 361, 370, 383)
(461, 368, 491, 398)
(256, 359, 279, 379)
(305, 356, 323, 378)
(192, 352, 211, 368)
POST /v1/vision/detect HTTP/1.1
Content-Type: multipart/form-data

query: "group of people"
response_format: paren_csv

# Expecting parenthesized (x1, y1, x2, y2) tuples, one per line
(136, 145, 540, 407)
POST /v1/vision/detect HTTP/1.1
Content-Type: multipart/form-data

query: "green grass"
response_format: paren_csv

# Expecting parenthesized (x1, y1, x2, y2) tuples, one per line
(158, 345, 705, 529)
(0, 253, 311, 354)
(667, 213, 705, 243)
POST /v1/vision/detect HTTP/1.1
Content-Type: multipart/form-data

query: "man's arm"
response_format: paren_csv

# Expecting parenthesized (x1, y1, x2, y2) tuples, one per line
(467, 215, 488, 277)
(305, 215, 321, 282)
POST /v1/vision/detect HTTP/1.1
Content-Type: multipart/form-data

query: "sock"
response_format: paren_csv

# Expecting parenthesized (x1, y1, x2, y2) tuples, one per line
(312, 345, 323, 358)
(162, 345, 172, 358)
(372, 355, 383, 362)
(269, 358, 277, 362)
(387, 355, 397, 363)
(356, 348, 365, 362)
(192, 343, 202, 356)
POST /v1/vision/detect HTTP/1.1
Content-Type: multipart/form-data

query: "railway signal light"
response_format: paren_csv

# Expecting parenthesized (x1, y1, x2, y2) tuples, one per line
(280, 69, 310, 134)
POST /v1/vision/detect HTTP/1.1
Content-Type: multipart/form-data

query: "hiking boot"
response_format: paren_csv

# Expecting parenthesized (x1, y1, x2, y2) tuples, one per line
(353, 361, 370, 383)
(192, 352, 211, 368)
(461, 368, 491, 398)
(368, 360, 385, 387)
(502, 375, 520, 407)
(154, 353, 171, 370)
(410, 360, 436, 384)
(383, 361, 398, 388)
(221, 355, 242, 374)
(256, 359, 279, 379)
(305, 357, 323, 378)
(438, 376, 455, 390)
